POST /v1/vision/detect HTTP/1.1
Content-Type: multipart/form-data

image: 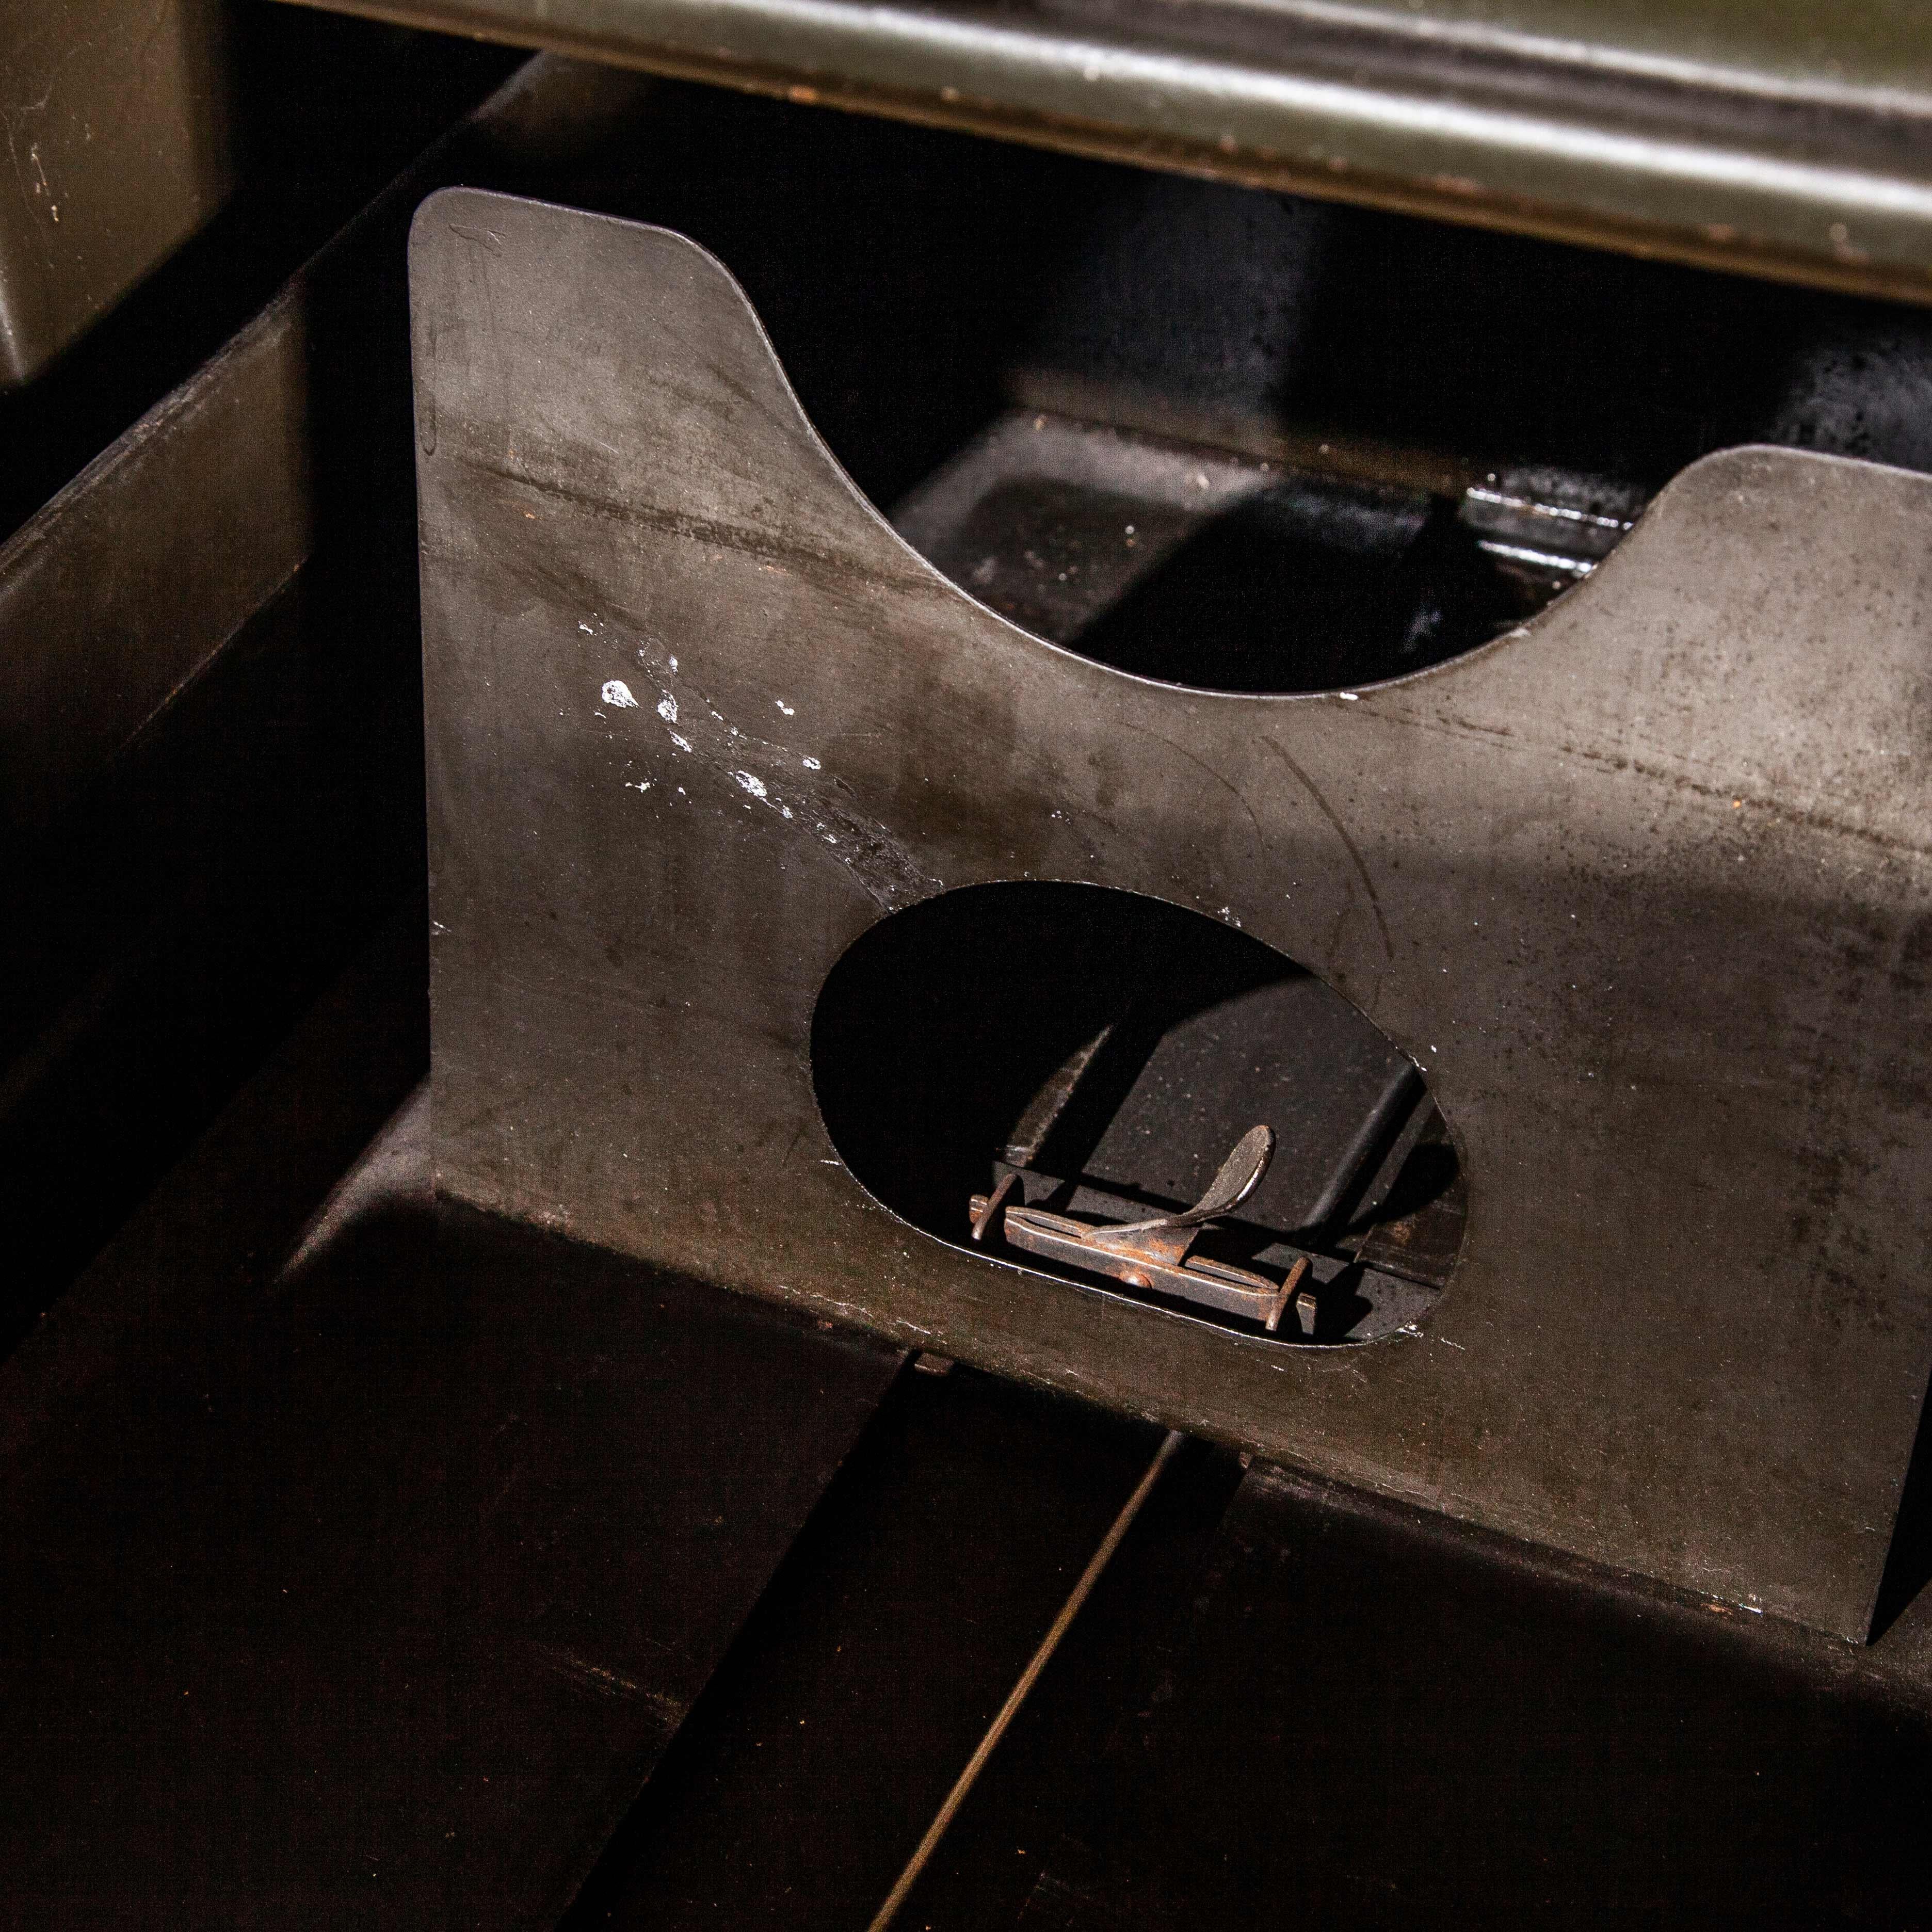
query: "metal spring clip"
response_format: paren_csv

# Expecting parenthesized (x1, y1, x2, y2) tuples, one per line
(970, 1124, 1309, 1332)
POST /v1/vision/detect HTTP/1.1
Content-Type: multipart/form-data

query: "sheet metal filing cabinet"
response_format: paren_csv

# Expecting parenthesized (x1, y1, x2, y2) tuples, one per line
(5, 7, 1932, 1926)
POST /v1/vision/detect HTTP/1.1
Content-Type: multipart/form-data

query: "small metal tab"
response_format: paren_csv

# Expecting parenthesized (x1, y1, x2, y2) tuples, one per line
(1084, 1125, 1274, 1264)
(969, 1169, 1020, 1242)
(971, 1126, 1309, 1329)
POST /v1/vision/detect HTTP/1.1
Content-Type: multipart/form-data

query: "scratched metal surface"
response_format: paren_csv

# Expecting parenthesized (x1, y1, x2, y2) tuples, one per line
(414, 187, 1932, 1640)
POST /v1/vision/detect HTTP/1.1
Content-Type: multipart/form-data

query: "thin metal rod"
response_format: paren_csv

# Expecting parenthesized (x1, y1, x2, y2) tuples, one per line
(866, 1427, 1186, 1932)
(1301, 1061, 1425, 1234)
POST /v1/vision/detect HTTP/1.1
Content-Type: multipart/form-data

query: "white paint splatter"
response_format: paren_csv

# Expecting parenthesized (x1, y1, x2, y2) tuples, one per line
(1338, 691, 1360, 701)
(602, 680, 638, 709)
(624, 780, 652, 793)
(578, 621, 593, 634)
(627, 638, 937, 908)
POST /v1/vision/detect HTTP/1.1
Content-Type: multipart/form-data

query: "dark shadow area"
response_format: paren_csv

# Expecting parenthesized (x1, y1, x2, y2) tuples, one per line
(1282, 196, 1804, 488)
(0, 582, 429, 1360)
(1871, 1369, 1932, 1641)
(0, 23, 516, 1364)
(0, 1120, 899, 1926)
(1013, 1466, 1932, 1929)
(560, 1361, 1245, 1931)
(1070, 486, 1512, 692)
(0, 14, 490, 1356)
(1361, 1132, 1463, 1229)
(1010, 166, 1932, 492)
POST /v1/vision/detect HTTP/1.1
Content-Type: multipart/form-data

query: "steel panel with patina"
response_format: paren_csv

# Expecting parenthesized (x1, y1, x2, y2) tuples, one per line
(412, 186, 1932, 1641)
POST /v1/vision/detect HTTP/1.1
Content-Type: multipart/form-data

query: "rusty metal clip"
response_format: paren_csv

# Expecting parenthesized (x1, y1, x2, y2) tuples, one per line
(971, 1125, 1309, 1331)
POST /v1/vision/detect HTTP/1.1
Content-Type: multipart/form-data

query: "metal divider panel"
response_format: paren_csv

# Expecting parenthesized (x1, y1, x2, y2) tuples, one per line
(412, 185, 1932, 1641)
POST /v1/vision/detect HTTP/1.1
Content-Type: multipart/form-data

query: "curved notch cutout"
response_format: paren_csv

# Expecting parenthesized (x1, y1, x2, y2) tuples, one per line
(890, 413, 1549, 695)
(811, 883, 1464, 1344)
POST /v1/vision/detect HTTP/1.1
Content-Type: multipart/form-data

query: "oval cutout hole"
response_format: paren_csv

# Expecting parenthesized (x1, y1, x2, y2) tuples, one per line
(811, 882, 1463, 1344)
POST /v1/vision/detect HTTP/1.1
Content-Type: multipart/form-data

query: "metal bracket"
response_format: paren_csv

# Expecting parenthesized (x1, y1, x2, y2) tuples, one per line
(973, 1125, 1311, 1330)
(412, 188, 1932, 1639)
